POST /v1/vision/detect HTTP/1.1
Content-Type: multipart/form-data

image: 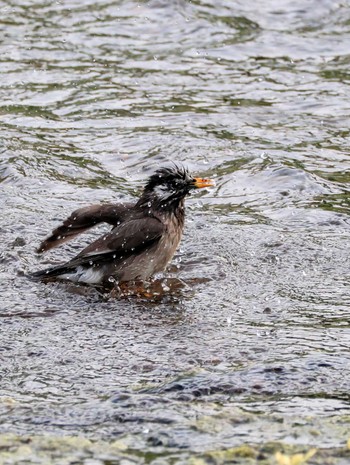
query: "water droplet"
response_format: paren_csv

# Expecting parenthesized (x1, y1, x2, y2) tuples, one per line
(162, 283, 170, 292)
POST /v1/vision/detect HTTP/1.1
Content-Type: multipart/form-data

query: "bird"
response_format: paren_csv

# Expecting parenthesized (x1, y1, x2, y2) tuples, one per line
(31, 165, 214, 288)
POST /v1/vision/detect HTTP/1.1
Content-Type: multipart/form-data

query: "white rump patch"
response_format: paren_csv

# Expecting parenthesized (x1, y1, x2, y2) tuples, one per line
(59, 266, 103, 284)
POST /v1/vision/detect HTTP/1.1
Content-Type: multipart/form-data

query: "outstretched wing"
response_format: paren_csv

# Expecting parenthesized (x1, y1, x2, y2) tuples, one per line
(37, 203, 133, 253)
(64, 216, 165, 269)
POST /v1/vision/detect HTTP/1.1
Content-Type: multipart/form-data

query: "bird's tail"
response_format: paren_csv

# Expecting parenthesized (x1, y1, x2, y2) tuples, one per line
(30, 263, 75, 280)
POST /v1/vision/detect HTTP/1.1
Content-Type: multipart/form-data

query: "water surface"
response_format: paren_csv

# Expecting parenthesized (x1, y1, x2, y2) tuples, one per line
(1, 0, 350, 463)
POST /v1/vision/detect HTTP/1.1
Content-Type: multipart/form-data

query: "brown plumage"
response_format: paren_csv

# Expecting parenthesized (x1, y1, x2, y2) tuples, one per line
(31, 165, 214, 286)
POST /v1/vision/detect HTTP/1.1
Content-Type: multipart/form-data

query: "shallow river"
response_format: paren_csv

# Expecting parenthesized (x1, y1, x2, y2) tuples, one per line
(1, 0, 350, 463)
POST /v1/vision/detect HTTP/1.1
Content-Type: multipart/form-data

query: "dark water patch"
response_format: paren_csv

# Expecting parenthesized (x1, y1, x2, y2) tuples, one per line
(140, 359, 350, 404)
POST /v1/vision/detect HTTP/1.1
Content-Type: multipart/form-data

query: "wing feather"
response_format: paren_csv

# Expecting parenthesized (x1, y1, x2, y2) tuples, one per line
(64, 217, 165, 269)
(37, 203, 133, 253)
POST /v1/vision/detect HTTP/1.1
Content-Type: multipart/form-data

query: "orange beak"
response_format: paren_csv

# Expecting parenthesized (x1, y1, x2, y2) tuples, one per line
(193, 177, 215, 189)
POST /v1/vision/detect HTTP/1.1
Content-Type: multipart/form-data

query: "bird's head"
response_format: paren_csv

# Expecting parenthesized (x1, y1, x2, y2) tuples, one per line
(138, 165, 215, 211)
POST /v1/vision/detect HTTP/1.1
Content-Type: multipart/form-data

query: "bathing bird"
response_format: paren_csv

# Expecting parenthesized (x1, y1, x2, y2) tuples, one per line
(31, 165, 214, 287)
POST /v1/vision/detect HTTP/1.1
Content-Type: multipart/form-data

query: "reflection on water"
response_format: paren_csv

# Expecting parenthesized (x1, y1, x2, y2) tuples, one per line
(1, 0, 350, 462)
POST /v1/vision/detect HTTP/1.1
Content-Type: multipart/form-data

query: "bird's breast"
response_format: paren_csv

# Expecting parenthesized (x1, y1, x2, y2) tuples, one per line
(154, 215, 184, 273)
(112, 212, 184, 282)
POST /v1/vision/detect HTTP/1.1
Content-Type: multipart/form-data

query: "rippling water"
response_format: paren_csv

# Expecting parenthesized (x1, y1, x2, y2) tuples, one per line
(1, 0, 350, 463)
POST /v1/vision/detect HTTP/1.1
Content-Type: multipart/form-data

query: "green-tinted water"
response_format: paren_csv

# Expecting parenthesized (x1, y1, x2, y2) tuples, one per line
(1, 0, 350, 463)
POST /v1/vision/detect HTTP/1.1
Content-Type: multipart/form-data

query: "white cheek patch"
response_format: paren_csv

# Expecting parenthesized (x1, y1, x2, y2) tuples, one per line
(153, 184, 175, 199)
